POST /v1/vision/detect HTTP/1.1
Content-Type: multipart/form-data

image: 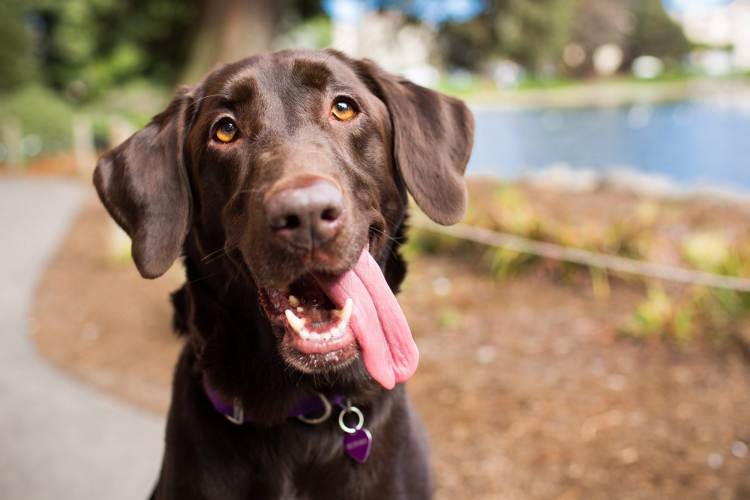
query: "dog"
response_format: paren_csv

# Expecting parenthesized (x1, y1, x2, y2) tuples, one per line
(93, 49, 474, 499)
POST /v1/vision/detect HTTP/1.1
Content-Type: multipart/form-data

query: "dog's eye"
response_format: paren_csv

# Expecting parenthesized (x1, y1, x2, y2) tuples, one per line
(331, 98, 357, 122)
(213, 119, 238, 143)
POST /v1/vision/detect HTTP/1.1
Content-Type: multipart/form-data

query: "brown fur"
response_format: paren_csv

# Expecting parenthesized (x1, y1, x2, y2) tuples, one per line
(93, 49, 474, 499)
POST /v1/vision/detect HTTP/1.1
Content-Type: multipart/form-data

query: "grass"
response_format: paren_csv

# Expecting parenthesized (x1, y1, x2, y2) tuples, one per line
(439, 72, 750, 109)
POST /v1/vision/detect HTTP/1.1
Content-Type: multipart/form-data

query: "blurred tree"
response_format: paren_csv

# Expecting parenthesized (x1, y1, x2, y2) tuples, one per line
(567, 0, 633, 76)
(438, 0, 688, 76)
(626, 0, 690, 68)
(33, 0, 199, 97)
(0, 0, 39, 90)
(439, 0, 576, 74)
(181, 0, 281, 83)
(0, 0, 326, 97)
(0, 0, 690, 95)
(495, 0, 575, 74)
(568, 0, 690, 75)
(179, 0, 324, 83)
(439, 12, 498, 70)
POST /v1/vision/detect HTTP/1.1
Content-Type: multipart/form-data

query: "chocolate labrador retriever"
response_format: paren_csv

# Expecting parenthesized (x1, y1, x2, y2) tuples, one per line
(93, 49, 473, 499)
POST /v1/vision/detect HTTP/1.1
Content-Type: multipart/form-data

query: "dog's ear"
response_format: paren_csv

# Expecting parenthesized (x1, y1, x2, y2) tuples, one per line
(353, 58, 474, 225)
(93, 87, 195, 279)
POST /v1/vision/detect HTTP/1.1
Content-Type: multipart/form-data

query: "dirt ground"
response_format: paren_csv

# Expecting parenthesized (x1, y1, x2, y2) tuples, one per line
(1, 152, 80, 178)
(31, 189, 750, 500)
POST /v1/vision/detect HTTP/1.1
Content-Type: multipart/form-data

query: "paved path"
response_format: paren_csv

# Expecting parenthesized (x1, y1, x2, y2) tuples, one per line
(0, 179, 163, 500)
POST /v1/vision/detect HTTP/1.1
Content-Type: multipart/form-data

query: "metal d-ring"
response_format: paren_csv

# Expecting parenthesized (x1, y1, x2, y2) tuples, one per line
(296, 393, 332, 425)
(225, 397, 245, 425)
(338, 404, 364, 434)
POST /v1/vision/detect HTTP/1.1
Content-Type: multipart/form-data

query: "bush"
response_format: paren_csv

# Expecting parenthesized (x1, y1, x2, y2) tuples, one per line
(83, 80, 170, 128)
(0, 0, 38, 91)
(0, 85, 74, 159)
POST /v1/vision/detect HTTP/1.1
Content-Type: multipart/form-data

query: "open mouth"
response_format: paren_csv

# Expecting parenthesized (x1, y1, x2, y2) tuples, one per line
(260, 275, 358, 371)
(258, 246, 420, 389)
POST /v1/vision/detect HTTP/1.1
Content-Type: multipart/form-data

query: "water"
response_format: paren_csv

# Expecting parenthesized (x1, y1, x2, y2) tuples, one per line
(469, 101, 750, 192)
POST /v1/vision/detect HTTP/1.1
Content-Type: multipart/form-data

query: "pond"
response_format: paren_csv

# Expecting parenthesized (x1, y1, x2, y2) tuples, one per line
(469, 100, 750, 193)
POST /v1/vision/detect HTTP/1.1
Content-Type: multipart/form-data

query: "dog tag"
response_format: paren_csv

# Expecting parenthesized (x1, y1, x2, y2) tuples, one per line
(343, 428, 372, 463)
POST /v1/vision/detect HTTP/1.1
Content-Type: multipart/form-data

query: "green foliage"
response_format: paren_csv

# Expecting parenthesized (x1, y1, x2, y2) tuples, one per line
(0, 0, 39, 90)
(490, 185, 540, 235)
(682, 232, 734, 274)
(1, 0, 328, 98)
(439, 0, 576, 73)
(407, 183, 656, 283)
(82, 80, 170, 127)
(403, 228, 466, 258)
(620, 232, 750, 343)
(486, 247, 537, 279)
(620, 284, 750, 345)
(278, 15, 332, 50)
(284, 0, 325, 19)
(32, 0, 198, 97)
(435, 72, 484, 97)
(439, 13, 498, 70)
(495, 0, 576, 73)
(628, 0, 691, 68)
(408, 180, 750, 351)
(438, 0, 690, 76)
(621, 284, 675, 339)
(0, 85, 74, 156)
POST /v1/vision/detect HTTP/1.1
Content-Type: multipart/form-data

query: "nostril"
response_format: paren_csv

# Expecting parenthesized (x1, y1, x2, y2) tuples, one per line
(283, 214, 301, 229)
(320, 206, 341, 222)
(270, 213, 301, 231)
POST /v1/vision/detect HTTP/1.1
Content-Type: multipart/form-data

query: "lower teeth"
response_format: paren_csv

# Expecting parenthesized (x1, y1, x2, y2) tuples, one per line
(284, 298, 353, 342)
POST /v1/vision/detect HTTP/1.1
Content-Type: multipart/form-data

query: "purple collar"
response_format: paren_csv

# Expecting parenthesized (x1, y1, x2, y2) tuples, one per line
(202, 375, 344, 425)
(202, 375, 374, 462)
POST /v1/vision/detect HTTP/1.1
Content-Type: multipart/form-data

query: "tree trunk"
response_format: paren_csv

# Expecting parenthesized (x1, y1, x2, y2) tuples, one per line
(181, 0, 280, 84)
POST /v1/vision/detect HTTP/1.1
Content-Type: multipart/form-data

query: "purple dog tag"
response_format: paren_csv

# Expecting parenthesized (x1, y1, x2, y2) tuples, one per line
(343, 428, 372, 463)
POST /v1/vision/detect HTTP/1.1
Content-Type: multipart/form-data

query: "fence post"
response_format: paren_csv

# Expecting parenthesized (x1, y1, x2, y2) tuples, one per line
(2, 119, 23, 170)
(108, 116, 134, 149)
(73, 115, 96, 177)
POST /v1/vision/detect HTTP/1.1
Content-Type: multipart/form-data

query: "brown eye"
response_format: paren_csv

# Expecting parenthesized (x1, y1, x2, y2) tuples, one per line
(331, 98, 357, 121)
(214, 119, 238, 143)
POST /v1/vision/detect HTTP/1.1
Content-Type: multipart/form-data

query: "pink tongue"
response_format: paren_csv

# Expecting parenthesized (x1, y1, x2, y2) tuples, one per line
(314, 248, 419, 389)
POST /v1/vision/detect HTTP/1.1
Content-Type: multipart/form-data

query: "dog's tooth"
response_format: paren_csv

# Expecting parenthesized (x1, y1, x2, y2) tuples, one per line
(329, 324, 341, 339)
(288, 295, 300, 307)
(339, 298, 353, 327)
(300, 328, 311, 340)
(297, 306, 304, 313)
(284, 309, 305, 333)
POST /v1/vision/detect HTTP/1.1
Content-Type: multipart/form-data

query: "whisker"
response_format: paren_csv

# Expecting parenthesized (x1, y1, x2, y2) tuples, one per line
(186, 271, 222, 285)
(201, 246, 229, 263)
(369, 225, 402, 246)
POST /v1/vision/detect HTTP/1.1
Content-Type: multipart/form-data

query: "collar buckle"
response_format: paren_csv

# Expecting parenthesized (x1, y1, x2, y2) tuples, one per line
(225, 397, 245, 425)
(296, 393, 332, 425)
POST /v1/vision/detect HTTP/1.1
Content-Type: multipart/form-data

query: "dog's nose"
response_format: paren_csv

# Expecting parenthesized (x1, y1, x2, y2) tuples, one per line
(266, 178, 344, 249)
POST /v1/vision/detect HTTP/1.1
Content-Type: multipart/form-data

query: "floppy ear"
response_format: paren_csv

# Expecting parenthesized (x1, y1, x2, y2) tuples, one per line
(93, 87, 194, 279)
(354, 59, 475, 225)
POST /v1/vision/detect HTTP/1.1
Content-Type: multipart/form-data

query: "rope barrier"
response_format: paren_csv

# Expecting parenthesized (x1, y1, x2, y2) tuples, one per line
(411, 219, 750, 292)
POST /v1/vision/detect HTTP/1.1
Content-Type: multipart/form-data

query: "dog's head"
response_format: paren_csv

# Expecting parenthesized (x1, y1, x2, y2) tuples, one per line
(94, 50, 473, 389)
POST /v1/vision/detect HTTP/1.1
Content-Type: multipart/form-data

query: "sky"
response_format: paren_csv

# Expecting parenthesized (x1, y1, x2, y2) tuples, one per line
(323, 0, 484, 24)
(323, 0, 738, 24)
(663, 0, 734, 11)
